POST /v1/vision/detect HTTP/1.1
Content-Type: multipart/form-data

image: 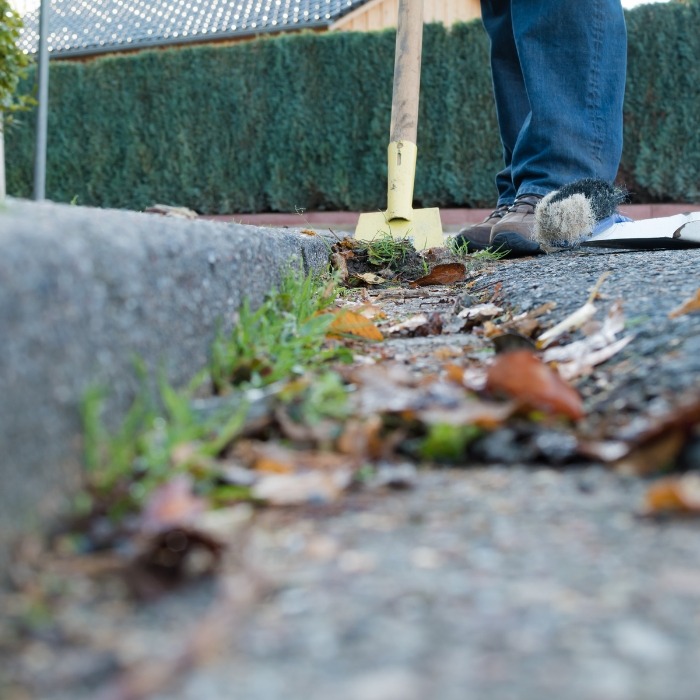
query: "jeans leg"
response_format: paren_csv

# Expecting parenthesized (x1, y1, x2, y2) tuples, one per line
(509, 0, 627, 198)
(480, 0, 524, 206)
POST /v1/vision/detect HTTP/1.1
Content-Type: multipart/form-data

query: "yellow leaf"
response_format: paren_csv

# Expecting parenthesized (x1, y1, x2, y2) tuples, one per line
(669, 289, 700, 319)
(327, 310, 383, 341)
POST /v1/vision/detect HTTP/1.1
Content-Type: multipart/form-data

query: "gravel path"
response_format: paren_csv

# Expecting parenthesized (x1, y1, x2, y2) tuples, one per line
(5, 246, 700, 700)
(157, 467, 699, 700)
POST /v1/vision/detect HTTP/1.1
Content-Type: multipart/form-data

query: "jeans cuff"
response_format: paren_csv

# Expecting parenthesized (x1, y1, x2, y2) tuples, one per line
(516, 186, 554, 199)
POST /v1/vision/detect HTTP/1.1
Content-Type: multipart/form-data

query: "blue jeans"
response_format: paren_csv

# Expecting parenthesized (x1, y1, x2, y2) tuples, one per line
(480, 0, 627, 205)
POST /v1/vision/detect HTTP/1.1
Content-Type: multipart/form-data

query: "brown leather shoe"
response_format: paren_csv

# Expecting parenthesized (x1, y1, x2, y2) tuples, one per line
(490, 194, 544, 257)
(452, 204, 510, 251)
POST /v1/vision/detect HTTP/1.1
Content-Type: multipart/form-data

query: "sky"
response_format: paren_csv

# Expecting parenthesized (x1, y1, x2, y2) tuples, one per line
(9, 0, 671, 15)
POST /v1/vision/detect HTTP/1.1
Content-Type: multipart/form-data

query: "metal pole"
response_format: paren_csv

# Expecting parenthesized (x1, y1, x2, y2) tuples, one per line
(33, 0, 49, 201)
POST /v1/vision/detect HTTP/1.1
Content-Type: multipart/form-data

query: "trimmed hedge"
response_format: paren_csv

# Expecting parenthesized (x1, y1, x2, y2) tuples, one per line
(5, 2, 700, 212)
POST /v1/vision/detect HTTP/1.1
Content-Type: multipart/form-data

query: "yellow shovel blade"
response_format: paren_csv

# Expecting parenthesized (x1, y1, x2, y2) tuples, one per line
(354, 207, 444, 251)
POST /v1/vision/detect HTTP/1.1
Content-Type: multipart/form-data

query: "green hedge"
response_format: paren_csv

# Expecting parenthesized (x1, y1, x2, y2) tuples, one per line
(5, 2, 700, 212)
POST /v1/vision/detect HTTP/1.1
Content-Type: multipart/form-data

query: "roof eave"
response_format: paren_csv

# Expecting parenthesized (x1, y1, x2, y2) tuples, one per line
(27, 19, 332, 59)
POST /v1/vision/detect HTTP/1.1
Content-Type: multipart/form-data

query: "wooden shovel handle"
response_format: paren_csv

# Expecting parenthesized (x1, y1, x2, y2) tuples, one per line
(390, 0, 424, 144)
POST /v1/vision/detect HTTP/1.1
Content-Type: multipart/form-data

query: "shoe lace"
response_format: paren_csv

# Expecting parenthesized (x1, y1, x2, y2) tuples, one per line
(507, 194, 542, 214)
(488, 204, 511, 221)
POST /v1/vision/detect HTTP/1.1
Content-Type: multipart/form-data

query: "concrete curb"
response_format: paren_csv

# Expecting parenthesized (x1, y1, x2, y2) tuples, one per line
(0, 199, 333, 565)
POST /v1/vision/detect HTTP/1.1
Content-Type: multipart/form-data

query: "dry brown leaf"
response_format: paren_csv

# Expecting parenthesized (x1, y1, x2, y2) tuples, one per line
(606, 397, 700, 475)
(444, 364, 468, 385)
(614, 429, 687, 477)
(576, 439, 630, 463)
(252, 471, 352, 505)
(327, 309, 384, 341)
(254, 453, 296, 474)
(331, 252, 349, 282)
(458, 303, 504, 325)
(444, 363, 488, 392)
(352, 272, 387, 286)
(644, 474, 700, 515)
(141, 476, 206, 534)
(410, 263, 466, 287)
(536, 302, 598, 349)
(144, 204, 198, 219)
(485, 350, 585, 420)
(669, 289, 700, 319)
(536, 273, 610, 349)
(489, 301, 557, 339)
(491, 332, 537, 353)
(242, 441, 354, 475)
(355, 304, 387, 320)
(542, 302, 631, 380)
(433, 346, 464, 361)
(384, 312, 443, 337)
(549, 336, 633, 381)
(128, 527, 224, 599)
(336, 415, 384, 459)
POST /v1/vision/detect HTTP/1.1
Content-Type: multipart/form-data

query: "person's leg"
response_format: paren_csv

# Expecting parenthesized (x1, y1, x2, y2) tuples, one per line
(481, 0, 530, 208)
(489, 0, 627, 255)
(508, 0, 627, 198)
(453, 0, 524, 249)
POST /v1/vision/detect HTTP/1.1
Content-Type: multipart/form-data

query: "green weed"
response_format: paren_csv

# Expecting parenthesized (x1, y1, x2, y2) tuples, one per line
(446, 236, 509, 261)
(210, 269, 350, 392)
(363, 232, 415, 269)
(419, 423, 482, 462)
(446, 236, 471, 259)
(470, 246, 509, 261)
(78, 270, 351, 521)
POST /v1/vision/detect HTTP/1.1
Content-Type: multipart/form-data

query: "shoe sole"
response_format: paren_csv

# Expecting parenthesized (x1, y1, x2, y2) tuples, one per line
(452, 233, 493, 252)
(491, 231, 543, 258)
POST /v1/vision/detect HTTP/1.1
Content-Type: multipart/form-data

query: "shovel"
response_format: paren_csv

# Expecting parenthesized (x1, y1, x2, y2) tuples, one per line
(355, 0, 443, 250)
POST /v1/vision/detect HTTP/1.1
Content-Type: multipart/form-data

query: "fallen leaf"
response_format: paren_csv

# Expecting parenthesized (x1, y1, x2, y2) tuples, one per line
(141, 476, 207, 534)
(336, 415, 384, 459)
(549, 336, 633, 381)
(444, 363, 488, 392)
(385, 313, 428, 334)
(240, 441, 355, 475)
(144, 204, 198, 219)
(576, 439, 630, 463)
(128, 527, 224, 599)
(433, 346, 464, 361)
(536, 273, 610, 349)
(487, 301, 557, 339)
(458, 303, 504, 325)
(352, 272, 387, 286)
(327, 309, 383, 341)
(606, 397, 700, 474)
(355, 304, 387, 320)
(614, 429, 687, 477)
(491, 332, 537, 353)
(669, 289, 700, 318)
(410, 263, 466, 287)
(644, 474, 700, 515)
(419, 400, 515, 430)
(384, 312, 443, 337)
(252, 471, 352, 505)
(366, 462, 418, 490)
(485, 350, 585, 420)
(331, 252, 349, 282)
(542, 301, 632, 379)
(536, 301, 598, 349)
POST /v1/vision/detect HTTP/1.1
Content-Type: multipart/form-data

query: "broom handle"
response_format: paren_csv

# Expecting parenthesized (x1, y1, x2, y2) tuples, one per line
(390, 0, 423, 144)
